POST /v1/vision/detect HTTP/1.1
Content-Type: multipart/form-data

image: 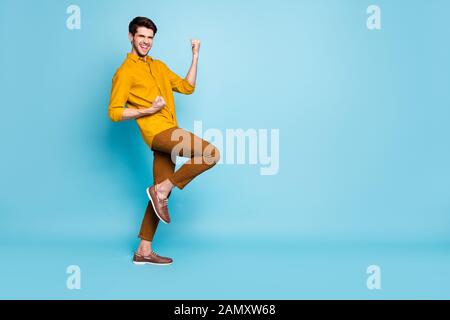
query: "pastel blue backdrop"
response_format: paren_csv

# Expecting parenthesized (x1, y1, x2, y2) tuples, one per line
(0, 0, 449, 299)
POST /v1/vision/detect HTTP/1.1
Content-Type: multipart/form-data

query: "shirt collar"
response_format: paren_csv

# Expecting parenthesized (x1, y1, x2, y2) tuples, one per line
(127, 52, 153, 63)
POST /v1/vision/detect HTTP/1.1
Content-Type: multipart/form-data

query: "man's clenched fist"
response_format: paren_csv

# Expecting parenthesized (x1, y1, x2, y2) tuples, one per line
(190, 39, 201, 56)
(152, 95, 166, 111)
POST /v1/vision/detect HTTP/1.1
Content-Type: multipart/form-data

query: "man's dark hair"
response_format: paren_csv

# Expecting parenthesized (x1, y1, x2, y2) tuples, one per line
(129, 17, 157, 35)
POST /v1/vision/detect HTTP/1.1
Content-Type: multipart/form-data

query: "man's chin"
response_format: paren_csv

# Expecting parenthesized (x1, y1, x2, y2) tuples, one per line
(134, 48, 148, 57)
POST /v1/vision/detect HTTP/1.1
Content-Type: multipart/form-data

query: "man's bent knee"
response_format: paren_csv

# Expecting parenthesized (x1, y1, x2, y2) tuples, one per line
(204, 144, 220, 166)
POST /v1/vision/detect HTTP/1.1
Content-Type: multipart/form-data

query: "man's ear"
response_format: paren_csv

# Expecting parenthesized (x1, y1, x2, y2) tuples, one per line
(128, 32, 133, 43)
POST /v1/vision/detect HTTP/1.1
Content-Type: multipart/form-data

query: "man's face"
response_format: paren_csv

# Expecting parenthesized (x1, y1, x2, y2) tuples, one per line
(129, 27, 154, 57)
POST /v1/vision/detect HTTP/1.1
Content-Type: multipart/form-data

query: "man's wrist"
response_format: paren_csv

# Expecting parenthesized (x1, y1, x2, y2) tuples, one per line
(138, 108, 153, 116)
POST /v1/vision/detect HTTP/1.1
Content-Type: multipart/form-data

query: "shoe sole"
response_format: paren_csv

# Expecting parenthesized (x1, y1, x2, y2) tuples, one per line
(146, 187, 169, 224)
(133, 260, 173, 266)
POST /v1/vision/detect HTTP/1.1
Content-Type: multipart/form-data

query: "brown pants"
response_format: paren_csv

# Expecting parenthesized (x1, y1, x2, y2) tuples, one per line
(138, 126, 220, 241)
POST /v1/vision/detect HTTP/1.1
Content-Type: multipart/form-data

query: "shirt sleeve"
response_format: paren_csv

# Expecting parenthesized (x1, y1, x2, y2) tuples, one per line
(108, 69, 133, 122)
(159, 61, 195, 95)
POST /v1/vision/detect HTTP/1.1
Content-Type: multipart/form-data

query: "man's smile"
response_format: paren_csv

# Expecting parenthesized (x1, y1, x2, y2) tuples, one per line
(140, 43, 150, 50)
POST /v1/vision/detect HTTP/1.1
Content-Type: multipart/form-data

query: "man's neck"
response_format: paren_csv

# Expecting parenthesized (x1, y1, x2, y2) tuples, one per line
(130, 49, 147, 59)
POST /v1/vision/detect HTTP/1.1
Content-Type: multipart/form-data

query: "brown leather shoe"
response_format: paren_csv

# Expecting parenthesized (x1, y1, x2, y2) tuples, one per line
(146, 184, 170, 224)
(132, 252, 173, 266)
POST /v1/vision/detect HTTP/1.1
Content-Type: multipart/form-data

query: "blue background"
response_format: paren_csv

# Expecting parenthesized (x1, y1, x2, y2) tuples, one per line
(1, 0, 449, 299)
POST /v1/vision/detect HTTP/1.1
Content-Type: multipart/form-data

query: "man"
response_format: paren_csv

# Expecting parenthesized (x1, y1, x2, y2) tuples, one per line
(108, 17, 220, 266)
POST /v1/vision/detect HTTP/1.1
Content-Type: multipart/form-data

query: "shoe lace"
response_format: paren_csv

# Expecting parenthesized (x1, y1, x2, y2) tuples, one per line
(150, 251, 160, 258)
(155, 186, 169, 207)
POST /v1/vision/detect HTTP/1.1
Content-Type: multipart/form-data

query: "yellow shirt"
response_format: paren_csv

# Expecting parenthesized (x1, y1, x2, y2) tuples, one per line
(108, 53, 195, 148)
